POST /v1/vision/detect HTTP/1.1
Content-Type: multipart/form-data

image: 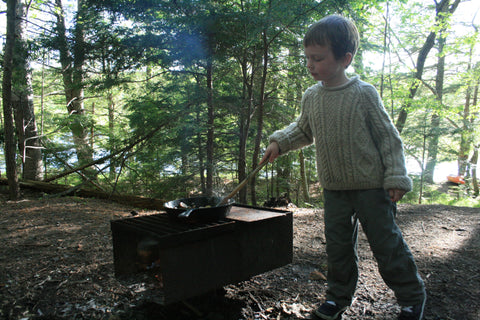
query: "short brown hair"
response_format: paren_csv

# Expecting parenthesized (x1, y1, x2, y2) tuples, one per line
(303, 15, 359, 61)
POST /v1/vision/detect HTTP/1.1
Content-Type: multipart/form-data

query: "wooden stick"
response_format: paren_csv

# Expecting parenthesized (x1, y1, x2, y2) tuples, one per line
(217, 160, 268, 206)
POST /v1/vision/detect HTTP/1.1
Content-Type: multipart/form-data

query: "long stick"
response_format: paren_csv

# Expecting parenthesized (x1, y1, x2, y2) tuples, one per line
(217, 160, 268, 206)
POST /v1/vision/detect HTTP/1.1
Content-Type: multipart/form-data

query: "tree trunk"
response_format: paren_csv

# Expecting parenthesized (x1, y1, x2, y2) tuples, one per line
(54, 0, 94, 173)
(299, 149, 310, 202)
(11, 1, 43, 181)
(395, 0, 460, 133)
(237, 52, 256, 204)
(108, 91, 116, 180)
(470, 146, 479, 197)
(2, 0, 20, 199)
(424, 114, 440, 183)
(0, 178, 167, 210)
(379, 1, 390, 99)
(205, 57, 215, 197)
(250, 31, 269, 206)
(424, 12, 448, 183)
(195, 108, 206, 194)
(457, 24, 479, 178)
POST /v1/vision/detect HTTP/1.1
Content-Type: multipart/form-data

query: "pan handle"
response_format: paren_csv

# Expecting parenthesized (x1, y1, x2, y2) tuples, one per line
(178, 208, 196, 218)
(217, 160, 268, 206)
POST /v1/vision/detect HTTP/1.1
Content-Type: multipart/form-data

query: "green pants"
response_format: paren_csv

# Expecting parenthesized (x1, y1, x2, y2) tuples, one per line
(323, 188, 425, 307)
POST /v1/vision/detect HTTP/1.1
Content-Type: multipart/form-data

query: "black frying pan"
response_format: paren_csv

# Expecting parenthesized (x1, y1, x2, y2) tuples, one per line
(164, 160, 266, 222)
(163, 196, 234, 222)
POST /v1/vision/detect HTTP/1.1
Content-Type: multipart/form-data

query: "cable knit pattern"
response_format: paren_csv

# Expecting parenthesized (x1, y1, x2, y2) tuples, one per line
(269, 76, 412, 192)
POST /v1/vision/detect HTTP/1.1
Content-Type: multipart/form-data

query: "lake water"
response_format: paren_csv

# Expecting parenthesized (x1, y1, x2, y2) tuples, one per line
(406, 159, 477, 183)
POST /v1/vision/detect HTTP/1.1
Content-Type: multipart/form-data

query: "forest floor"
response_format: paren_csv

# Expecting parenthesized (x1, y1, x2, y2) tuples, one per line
(1, 190, 479, 320)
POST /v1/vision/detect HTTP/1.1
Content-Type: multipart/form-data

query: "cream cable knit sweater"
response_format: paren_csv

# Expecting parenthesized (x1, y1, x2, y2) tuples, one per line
(269, 76, 412, 192)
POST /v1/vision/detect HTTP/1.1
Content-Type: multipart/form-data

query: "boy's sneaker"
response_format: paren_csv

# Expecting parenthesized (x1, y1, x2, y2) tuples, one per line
(311, 301, 347, 320)
(398, 296, 426, 320)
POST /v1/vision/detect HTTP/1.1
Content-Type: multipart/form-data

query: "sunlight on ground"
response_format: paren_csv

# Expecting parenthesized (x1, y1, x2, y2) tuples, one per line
(422, 225, 470, 259)
(398, 206, 480, 266)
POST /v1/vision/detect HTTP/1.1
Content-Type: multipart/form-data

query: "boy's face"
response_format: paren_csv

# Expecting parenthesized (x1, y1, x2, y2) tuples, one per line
(304, 44, 352, 87)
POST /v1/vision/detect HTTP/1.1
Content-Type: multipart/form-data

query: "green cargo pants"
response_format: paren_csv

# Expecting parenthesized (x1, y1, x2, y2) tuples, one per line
(323, 188, 425, 307)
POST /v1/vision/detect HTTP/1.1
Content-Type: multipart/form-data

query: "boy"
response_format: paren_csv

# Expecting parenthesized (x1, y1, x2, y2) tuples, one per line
(261, 15, 426, 320)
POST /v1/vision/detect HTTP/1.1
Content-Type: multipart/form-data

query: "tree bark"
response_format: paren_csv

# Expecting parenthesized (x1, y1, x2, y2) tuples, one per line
(237, 49, 256, 204)
(12, 1, 44, 181)
(108, 91, 116, 180)
(424, 7, 448, 183)
(2, 0, 20, 200)
(205, 57, 215, 197)
(54, 0, 94, 173)
(250, 30, 269, 206)
(299, 149, 310, 202)
(470, 146, 479, 197)
(457, 24, 479, 178)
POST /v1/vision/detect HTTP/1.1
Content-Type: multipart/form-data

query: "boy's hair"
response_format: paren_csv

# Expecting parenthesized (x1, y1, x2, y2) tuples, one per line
(303, 15, 359, 63)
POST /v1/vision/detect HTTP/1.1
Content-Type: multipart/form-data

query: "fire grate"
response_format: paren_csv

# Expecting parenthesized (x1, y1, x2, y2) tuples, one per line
(111, 205, 293, 304)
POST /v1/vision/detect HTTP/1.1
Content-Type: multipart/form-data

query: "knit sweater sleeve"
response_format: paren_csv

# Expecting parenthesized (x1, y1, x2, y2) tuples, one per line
(268, 88, 314, 154)
(363, 85, 412, 192)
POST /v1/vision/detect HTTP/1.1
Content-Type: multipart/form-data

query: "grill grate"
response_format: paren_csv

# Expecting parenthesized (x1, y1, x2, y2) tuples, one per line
(117, 214, 232, 235)
(110, 205, 293, 305)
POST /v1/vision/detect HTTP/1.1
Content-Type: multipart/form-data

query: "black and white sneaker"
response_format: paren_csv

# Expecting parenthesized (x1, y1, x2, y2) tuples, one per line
(311, 301, 347, 320)
(398, 296, 426, 320)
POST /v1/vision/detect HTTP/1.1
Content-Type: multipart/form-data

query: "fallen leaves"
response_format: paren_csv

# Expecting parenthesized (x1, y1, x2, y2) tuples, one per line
(309, 270, 327, 281)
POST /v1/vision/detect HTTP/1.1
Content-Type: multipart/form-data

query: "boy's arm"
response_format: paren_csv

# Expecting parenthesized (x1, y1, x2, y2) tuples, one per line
(268, 89, 314, 155)
(364, 86, 412, 193)
(269, 121, 313, 155)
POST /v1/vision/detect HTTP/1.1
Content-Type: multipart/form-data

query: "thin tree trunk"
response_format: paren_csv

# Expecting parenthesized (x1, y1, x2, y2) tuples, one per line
(424, 114, 440, 183)
(108, 91, 116, 180)
(457, 24, 479, 178)
(2, 0, 20, 199)
(424, 12, 448, 183)
(379, 1, 389, 99)
(197, 108, 206, 195)
(237, 65, 249, 204)
(238, 117, 248, 202)
(250, 31, 269, 206)
(205, 57, 214, 197)
(299, 149, 310, 202)
(90, 102, 95, 150)
(237, 51, 256, 204)
(470, 146, 479, 197)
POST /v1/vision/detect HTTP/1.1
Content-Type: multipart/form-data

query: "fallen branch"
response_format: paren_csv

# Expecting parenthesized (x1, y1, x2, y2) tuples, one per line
(0, 178, 167, 210)
(44, 124, 165, 183)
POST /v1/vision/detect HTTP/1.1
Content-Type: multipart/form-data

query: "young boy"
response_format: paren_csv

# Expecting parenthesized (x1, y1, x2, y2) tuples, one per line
(261, 15, 426, 320)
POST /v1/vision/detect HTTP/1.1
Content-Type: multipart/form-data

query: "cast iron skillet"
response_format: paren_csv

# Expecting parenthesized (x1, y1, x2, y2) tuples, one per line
(164, 196, 234, 222)
(164, 160, 267, 223)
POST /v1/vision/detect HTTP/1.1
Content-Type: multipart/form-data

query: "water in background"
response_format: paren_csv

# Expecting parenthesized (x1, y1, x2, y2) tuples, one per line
(406, 159, 478, 184)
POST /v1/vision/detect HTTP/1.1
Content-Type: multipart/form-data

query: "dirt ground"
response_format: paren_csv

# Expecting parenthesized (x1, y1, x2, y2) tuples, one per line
(1, 191, 479, 320)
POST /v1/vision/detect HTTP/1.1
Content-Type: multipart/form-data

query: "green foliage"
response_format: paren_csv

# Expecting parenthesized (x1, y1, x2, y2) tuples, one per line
(2, 0, 475, 208)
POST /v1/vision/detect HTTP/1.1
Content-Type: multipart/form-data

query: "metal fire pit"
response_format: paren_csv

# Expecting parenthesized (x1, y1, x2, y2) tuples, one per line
(110, 204, 293, 305)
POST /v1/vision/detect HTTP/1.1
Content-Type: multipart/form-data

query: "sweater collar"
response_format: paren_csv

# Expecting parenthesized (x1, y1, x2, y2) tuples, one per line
(317, 75, 360, 91)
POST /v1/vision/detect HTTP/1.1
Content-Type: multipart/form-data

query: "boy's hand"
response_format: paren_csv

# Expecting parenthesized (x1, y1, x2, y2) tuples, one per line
(388, 189, 406, 202)
(261, 142, 280, 163)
